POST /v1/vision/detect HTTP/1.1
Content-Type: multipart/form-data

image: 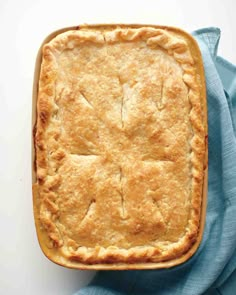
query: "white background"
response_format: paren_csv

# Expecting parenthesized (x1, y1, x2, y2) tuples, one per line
(0, 0, 235, 294)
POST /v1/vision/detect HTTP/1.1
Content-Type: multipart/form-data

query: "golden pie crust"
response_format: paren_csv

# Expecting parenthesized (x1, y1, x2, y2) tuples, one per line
(33, 25, 207, 269)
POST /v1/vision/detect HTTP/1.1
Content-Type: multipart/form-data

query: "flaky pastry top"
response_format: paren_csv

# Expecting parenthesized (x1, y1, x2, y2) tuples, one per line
(34, 26, 206, 266)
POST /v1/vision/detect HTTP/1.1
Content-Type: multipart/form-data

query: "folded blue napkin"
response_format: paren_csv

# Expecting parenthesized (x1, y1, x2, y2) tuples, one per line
(75, 28, 236, 295)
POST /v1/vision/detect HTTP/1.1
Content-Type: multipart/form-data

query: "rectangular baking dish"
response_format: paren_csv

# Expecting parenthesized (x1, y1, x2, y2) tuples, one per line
(32, 24, 208, 270)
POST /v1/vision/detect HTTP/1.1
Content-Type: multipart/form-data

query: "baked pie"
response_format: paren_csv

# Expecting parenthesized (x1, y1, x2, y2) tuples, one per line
(33, 25, 208, 269)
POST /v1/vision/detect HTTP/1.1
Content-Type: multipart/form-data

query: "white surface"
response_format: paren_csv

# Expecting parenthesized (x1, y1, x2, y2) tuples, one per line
(0, 0, 235, 294)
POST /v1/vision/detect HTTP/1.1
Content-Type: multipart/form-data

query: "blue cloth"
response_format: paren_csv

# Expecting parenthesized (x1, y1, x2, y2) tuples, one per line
(75, 28, 236, 295)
